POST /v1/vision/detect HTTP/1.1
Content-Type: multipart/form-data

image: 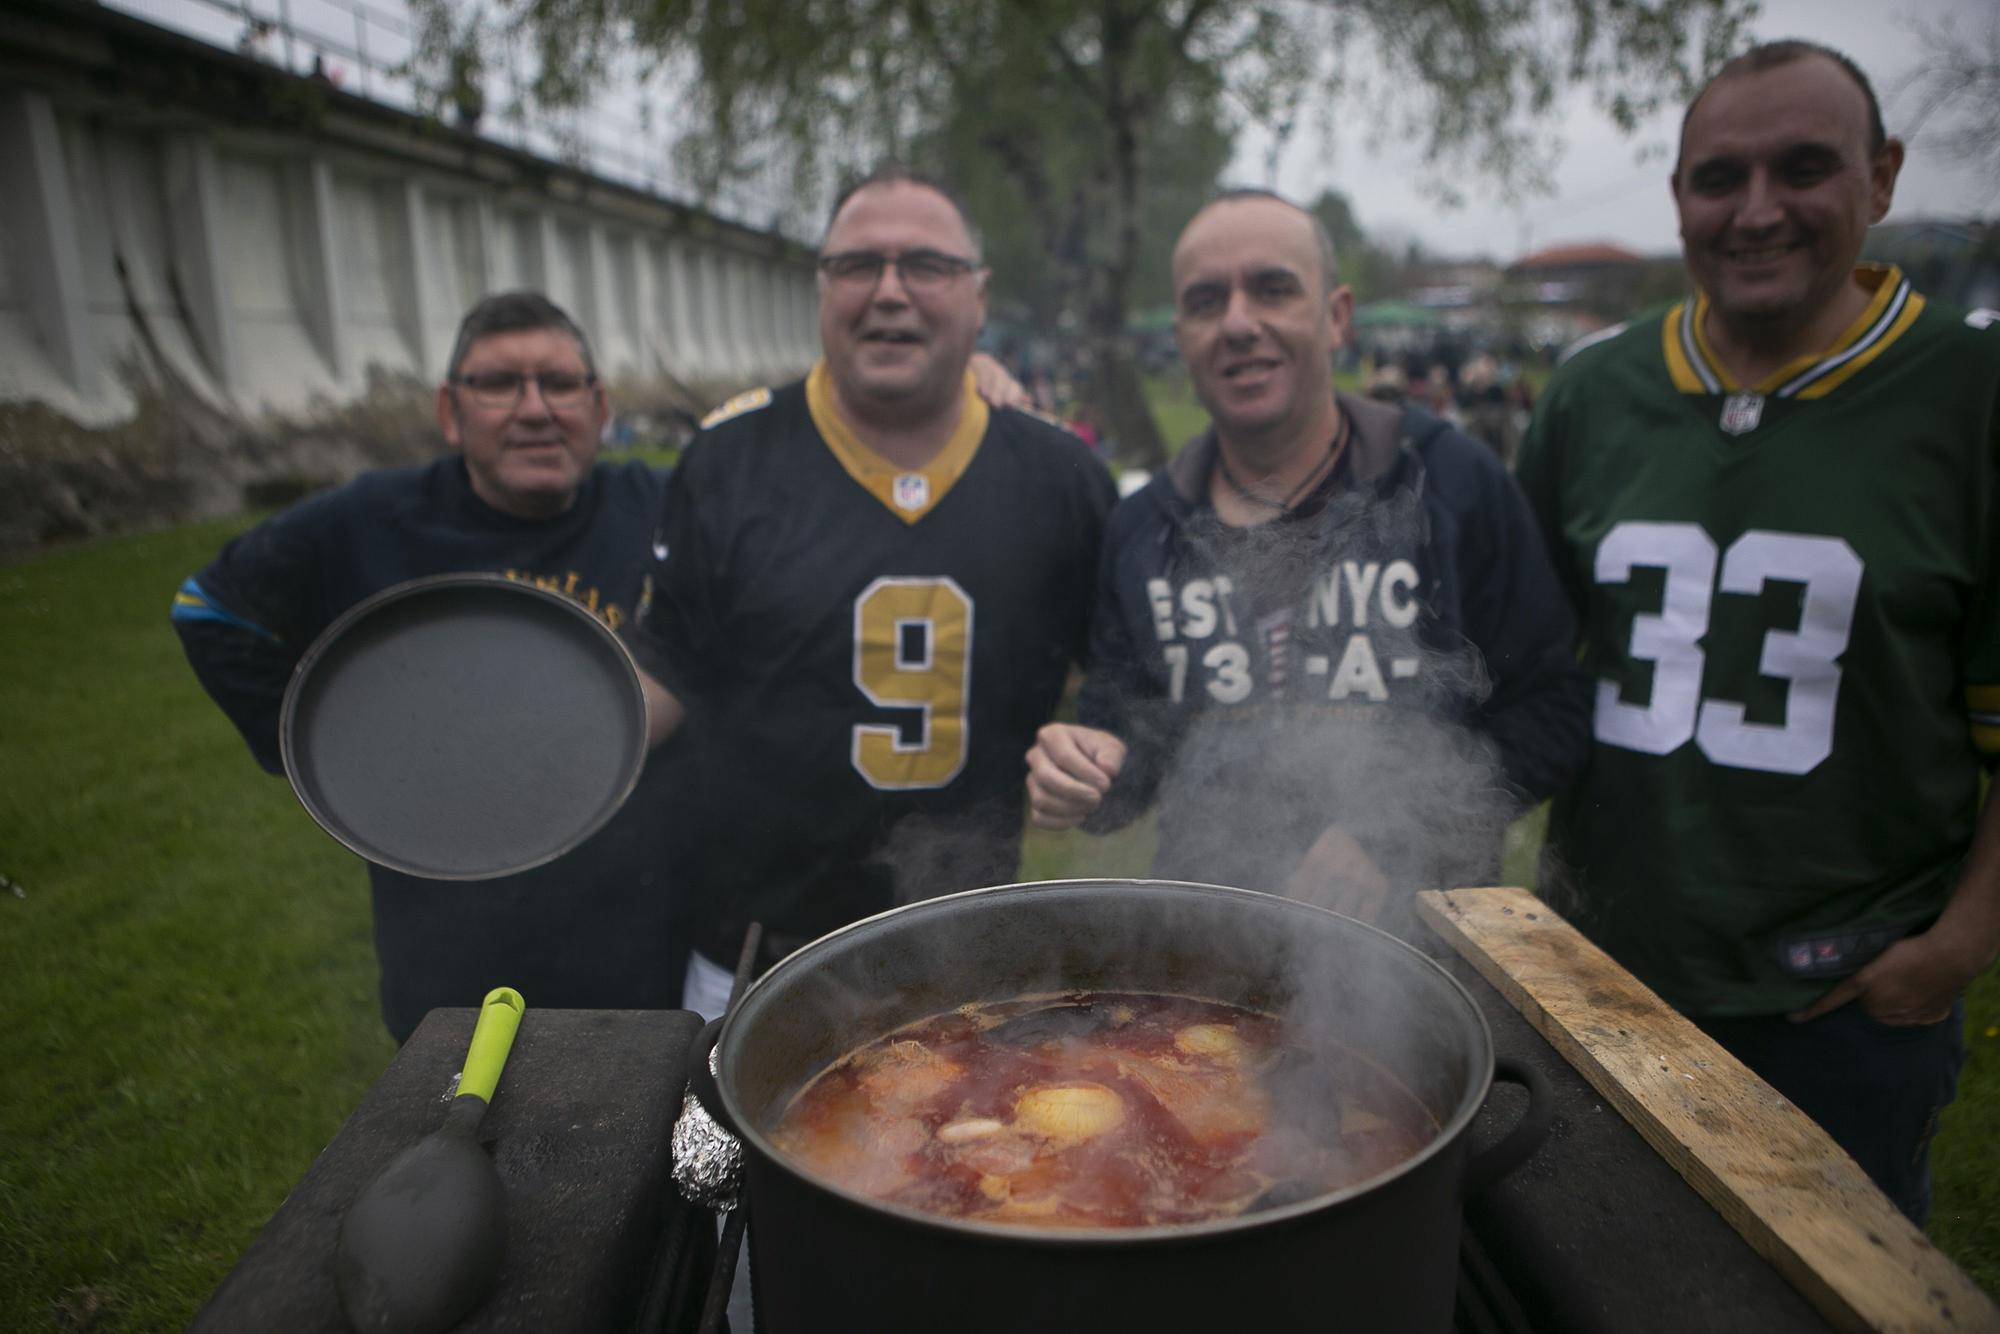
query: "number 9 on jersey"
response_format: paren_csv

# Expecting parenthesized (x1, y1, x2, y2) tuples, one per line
(851, 577, 974, 790)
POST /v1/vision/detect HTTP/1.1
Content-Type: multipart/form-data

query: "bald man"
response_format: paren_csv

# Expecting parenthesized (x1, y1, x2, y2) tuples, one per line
(1028, 189, 1589, 936)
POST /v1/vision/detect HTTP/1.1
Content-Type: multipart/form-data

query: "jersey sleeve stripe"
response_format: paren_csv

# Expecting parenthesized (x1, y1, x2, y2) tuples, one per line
(1972, 686, 2000, 755)
(169, 576, 279, 641)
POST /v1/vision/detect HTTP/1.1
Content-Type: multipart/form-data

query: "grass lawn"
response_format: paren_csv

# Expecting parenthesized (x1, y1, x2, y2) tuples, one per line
(1143, 375, 1211, 453)
(2, 505, 1995, 1328)
(0, 519, 394, 1331)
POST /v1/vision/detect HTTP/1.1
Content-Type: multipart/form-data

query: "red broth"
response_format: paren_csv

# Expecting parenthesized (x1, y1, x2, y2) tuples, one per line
(769, 992, 1439, 1229)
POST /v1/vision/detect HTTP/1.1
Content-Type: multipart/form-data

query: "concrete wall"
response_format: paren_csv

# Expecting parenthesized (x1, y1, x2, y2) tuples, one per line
(0, 1, 818, 433)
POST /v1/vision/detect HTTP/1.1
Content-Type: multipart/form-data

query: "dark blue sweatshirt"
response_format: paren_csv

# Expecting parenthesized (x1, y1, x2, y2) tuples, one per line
(1079, 393, 1590, 900)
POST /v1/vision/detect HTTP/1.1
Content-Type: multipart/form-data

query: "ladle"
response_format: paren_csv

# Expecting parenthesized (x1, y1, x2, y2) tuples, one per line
(335, 986, 526, 1334)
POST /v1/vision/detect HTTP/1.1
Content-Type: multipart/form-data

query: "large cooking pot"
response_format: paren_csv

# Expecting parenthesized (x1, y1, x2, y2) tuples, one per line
(689, 879, 1548, 1334)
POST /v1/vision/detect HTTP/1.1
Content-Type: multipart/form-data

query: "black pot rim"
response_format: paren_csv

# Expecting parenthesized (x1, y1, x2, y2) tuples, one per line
(714, 878, 1499, 1246)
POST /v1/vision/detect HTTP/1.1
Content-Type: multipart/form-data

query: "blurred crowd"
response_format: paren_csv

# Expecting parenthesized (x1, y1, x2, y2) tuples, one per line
(1360, 347, 1538, 468)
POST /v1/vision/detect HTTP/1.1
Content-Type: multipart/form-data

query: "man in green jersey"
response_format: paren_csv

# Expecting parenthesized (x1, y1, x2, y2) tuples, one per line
(1516, 41, 2000, 1223)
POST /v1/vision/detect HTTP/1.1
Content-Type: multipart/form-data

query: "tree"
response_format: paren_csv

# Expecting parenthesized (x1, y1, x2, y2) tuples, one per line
(929, 72, 1234, 374)
(412, 0, 1756, 466)
(1896, 10, 2000, 201)
(1306, 189, 1392, 303)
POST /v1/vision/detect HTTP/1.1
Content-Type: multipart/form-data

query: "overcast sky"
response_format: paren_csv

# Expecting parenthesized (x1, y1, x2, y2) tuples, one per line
(116, 0, 1995, 262)
(1240, 0, 1998, 261)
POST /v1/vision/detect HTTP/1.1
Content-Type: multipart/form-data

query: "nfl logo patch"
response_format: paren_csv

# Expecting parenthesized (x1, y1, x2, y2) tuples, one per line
(893, 473, 929, 511)
(1718, 392, 1765, 436)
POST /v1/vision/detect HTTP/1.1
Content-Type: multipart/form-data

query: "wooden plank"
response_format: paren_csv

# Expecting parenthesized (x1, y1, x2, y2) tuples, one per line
(1417, 886, 1999, 1334)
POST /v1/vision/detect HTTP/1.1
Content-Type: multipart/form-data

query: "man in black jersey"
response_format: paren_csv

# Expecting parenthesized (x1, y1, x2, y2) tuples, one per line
(630, 167, 1115, 1017)
(175, 292, 684, 1041)
(1027, 191, 1588, 935)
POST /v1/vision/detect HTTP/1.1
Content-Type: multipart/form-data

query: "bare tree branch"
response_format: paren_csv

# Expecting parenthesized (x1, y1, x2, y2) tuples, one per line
(1892, 13, 2000, 198)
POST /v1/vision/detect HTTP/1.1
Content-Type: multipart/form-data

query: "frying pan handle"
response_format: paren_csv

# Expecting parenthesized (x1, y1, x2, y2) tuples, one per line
(686, 1017, 741, 1137)
(1461, 1056, 1550, 1197)
(459, 987, 526, 1106)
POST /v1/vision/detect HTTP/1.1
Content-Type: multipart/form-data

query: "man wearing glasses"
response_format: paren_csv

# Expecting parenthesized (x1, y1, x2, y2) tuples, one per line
(629, 165, 1116, 1018)
(172, 290, 683, 1042)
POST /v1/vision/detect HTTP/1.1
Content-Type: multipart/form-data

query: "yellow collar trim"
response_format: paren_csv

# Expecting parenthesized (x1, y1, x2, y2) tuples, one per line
(805, 361, 988, 525)
(1662, 264, 1923, 400)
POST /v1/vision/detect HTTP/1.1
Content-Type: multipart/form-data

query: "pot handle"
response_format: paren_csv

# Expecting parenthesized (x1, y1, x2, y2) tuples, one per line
(1461, 1056, 1551, 1197)
(686, 1016, 741, 1138)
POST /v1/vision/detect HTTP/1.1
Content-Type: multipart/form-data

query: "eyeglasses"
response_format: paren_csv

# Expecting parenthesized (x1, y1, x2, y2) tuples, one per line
(452, 370, 597, 410)
(817, 248, 980, 291)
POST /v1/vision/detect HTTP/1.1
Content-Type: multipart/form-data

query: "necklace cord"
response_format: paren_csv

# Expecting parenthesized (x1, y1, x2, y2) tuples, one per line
(1215, 413, 1351, 515)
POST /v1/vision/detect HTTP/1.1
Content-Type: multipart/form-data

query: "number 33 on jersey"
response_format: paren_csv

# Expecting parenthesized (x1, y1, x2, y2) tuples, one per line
(1523, 277, 2000, 793)
(1593, 522, 1860, 776)
(1512, 271, 2000, 1014)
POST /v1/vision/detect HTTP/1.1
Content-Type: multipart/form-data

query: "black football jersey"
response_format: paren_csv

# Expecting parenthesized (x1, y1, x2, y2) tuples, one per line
(631, 366, 1115, 959)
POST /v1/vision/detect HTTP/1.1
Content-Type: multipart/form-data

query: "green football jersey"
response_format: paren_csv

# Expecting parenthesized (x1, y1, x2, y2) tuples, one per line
(1517, 266, 2000, 1015)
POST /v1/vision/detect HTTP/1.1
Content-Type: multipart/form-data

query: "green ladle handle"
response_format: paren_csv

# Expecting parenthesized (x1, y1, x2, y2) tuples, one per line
(458, 986, 526, 1107)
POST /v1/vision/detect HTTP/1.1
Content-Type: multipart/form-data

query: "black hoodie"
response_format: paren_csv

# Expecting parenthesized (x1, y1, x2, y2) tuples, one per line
(1079, 391, 1590, 900)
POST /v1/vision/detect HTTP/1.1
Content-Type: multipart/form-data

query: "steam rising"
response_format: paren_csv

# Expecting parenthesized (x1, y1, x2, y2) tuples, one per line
(735, 877, 1496, 1214)
(1136, 468, 1521, 943)
(875, 807, 1021, 910)
(731, 475, 1526, 1200)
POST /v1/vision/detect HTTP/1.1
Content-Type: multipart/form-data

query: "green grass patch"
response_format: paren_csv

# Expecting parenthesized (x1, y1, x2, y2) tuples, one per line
(1932, 775, 2000, 1291)
(0, 519, 392, 1331)
(1, 510, 1993, 1329)
(1144, 377, 1210, 456)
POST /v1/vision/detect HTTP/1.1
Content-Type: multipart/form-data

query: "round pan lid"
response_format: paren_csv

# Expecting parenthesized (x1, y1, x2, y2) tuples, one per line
(280, 574, 648, 880)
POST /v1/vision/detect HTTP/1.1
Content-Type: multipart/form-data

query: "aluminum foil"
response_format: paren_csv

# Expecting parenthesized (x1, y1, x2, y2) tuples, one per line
(670, 1048, 743, 1210)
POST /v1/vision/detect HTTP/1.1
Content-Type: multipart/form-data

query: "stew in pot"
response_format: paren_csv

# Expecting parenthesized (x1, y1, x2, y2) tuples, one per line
(770, 991, 1439, 1229)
